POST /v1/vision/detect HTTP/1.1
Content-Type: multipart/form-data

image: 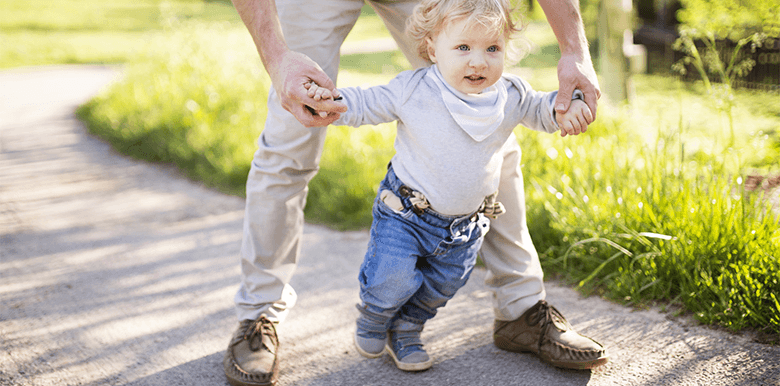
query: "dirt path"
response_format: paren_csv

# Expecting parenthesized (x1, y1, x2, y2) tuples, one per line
(1, 65, 778, 386)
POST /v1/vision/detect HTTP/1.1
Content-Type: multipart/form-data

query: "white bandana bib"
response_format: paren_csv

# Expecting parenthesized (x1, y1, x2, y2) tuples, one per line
(426, 65, 507, 142)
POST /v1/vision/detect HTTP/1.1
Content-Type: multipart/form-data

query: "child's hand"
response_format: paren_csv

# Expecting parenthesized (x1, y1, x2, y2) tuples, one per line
(304, 81, 341, 117)
(556, 99, 592, 137)
(305, 81, 337, 101)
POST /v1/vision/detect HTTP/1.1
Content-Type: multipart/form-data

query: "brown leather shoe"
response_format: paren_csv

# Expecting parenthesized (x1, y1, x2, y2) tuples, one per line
(224, 316, 279, 386)
(493, 300, 608, 370)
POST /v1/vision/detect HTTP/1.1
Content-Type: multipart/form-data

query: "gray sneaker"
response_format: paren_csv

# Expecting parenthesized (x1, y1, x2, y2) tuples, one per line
(387, 319, 433, 372)
(354, 329, 386, 358)
(354, 305, 388, 358)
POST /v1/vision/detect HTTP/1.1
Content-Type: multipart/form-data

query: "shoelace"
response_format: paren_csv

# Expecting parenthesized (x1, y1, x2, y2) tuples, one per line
(528, 301, 567, 353)
(244, 316, 278, 353)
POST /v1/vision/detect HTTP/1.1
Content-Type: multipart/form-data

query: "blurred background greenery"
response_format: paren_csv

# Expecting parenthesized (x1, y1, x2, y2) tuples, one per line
(3, 0, 778, 338)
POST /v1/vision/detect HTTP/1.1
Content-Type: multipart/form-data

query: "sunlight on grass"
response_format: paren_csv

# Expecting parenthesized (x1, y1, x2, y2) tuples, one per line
(77, 22, 268, 196)
(0, 0, 239, 68)
(518, 113, 780, 334)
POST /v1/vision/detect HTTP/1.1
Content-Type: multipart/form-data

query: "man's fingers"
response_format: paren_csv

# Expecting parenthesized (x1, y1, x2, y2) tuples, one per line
(307, 70, 336, 93)
(571, 120, 582, 135)
(295, 105, 341, 127)
(583, 90, 598, 123)
(582, 107, 594, 129)
(555, 85, 574, 115)
(560, 121, 573, 137)
(308, 98, 347, 114)
(288, 85, 345, 111)
(575, 114, 588, 134)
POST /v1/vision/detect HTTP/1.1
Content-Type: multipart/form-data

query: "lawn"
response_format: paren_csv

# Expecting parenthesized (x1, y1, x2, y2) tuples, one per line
(0, 0, 238, 68)
(5, 0, 779, 339)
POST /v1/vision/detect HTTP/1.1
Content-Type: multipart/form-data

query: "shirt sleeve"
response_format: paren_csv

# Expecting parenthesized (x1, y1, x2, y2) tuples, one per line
(503, 75, 559, 134)
(332, 71, 411, 128)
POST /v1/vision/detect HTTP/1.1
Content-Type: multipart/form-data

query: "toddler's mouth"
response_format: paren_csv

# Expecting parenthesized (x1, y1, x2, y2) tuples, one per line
(465, 75, 485, 81)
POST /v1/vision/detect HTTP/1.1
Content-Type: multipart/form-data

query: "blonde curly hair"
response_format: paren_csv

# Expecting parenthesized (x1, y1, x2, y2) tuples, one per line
(406, 0, 525, 64)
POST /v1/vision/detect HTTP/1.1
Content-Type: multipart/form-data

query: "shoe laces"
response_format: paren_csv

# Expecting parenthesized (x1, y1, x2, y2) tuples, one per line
(529, 300, 569, 353)
(244, 316, 278, 354)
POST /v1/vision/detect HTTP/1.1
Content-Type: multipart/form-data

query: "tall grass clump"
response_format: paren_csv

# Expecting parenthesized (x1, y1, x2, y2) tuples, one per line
(78, 21, 269, 196)
(520, 111, 780, 336)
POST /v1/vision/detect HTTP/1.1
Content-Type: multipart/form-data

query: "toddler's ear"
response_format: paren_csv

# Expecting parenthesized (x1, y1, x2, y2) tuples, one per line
(426, 37, 437, 63)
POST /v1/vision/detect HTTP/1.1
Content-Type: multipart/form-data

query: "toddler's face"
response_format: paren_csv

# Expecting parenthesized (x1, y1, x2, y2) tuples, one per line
(427, 18, 505, 94)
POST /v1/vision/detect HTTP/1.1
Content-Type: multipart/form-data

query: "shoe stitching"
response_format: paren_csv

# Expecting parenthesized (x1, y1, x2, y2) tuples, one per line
(535, 302, 606, 358)
(226, 316, 278, 384)
(496, 302, 605, 359)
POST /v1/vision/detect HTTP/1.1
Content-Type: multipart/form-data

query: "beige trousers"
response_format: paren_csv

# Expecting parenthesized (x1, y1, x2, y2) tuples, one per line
(235, 0, 545, 323)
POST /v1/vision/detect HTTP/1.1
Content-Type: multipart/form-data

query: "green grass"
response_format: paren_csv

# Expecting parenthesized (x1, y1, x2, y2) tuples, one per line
(519, 112, 780, 336)
(77, 22, 269, 196)
(0, 0, 239, 68)
(25, 1, 780, 338)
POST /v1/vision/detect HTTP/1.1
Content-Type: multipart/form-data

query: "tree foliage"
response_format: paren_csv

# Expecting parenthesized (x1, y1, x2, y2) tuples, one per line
(676, 0, 780, 41)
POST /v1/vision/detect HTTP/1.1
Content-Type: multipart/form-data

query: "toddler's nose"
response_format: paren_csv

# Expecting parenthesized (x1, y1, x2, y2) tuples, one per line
(469, 54, 487, 69)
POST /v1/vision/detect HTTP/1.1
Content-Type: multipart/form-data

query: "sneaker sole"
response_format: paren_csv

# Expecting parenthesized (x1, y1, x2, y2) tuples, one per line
(386, 343, 433, 372)
(354, 332, 385, 359)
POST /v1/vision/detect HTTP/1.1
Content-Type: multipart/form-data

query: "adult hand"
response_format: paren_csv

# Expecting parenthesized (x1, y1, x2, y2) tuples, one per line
(269, 50, 347, 128)
(555, 53, 600, 137)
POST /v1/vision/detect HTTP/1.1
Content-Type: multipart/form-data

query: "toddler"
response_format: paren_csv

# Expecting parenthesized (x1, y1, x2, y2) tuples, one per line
(306, 0, 591, 372)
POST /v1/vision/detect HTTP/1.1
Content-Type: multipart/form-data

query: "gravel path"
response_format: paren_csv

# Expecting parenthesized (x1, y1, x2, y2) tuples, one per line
(1, 65, 778, 386)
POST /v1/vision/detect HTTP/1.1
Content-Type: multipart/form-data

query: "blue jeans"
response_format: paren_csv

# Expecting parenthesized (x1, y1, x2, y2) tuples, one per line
(357, 165, 489, 330)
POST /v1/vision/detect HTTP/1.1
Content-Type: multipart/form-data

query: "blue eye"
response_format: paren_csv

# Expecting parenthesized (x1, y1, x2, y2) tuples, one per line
(487, 46, 498, 52)
(457, 45, 469, 51)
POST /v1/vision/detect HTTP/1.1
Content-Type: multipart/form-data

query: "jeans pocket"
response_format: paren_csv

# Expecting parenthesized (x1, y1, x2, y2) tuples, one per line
(377, 189, 415, 219)
(380, 189, 404, 213)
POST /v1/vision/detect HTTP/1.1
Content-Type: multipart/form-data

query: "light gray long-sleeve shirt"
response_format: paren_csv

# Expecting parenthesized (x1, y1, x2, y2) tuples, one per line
(334, 66, 559, 216)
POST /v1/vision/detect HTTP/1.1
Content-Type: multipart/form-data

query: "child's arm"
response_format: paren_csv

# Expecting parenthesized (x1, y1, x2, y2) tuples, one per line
(555, 95, 592, 137)
(303, 71, 417, 127)
(506, 74, 591, 137)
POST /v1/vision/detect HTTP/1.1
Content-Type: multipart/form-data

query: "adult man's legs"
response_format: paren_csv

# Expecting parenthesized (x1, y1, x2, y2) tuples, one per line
(233, 0, 365, 324)
(225, 1, 365, 385)
(483, 135, 608, 369)
(480, 134, 546, 321)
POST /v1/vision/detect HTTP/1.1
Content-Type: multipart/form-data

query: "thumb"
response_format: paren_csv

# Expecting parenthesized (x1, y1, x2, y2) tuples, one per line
(308, 70, 336, 92)
(555, 84, 574, 115)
